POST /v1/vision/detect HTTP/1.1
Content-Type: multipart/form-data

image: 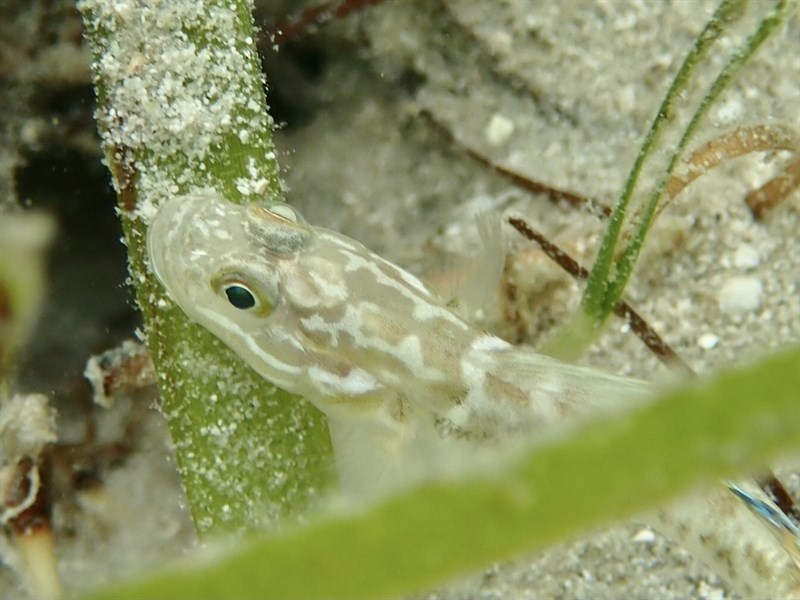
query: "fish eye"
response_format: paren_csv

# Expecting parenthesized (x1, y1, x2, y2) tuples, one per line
(212, 270, 275, 316)
(223, 283, 257, 309)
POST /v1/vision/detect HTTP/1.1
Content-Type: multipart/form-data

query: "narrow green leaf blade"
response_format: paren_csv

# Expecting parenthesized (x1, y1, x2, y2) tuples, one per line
(88, 346, 800, 600)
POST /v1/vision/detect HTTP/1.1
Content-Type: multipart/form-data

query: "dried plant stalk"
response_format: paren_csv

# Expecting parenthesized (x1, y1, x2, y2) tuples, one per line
(662, 124, 800, 219)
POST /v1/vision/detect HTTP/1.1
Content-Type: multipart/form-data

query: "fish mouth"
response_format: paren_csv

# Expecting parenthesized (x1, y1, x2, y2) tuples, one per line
(146, 194, 262, 320)
(146, 195, 200, 296)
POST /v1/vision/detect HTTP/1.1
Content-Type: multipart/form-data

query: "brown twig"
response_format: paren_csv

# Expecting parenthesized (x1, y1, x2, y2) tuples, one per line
(661, 124, 800, 221)
(262, 0, 389, 47)
(508, 216, 693, 373)
(746, 156, 800, 220)
(420, 109, 611, 218)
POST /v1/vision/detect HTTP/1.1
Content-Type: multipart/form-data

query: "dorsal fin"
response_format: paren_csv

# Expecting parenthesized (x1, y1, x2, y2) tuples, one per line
(425, 211, 506, 317)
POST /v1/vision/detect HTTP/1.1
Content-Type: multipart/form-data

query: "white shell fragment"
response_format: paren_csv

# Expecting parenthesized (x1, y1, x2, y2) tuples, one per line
(632, 528, 657, 543)
(484, 113, 515, 145)
(733, 244, 761, 269)
(717, 276, 763, 316)
(697, 333, 720, 350)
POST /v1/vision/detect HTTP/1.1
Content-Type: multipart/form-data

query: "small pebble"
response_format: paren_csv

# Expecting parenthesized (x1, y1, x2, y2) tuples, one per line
(632, 528, 656, 543)
(488, 30, 513, 53)
(717, 276, 762, 315)
(733, 244, 760, 269)
(697, 333, 719, 350)
(697, 579, 726, 600)
(485, 113, 515, 145)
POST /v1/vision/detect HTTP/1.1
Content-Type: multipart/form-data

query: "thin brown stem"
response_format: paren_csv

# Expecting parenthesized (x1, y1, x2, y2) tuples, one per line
(659, 124, 799, 221)
(746, 156, 800, 220)
(508, 216, 692, 374)
(262, 0, 389, 47)
(420, 109, 611, 218)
